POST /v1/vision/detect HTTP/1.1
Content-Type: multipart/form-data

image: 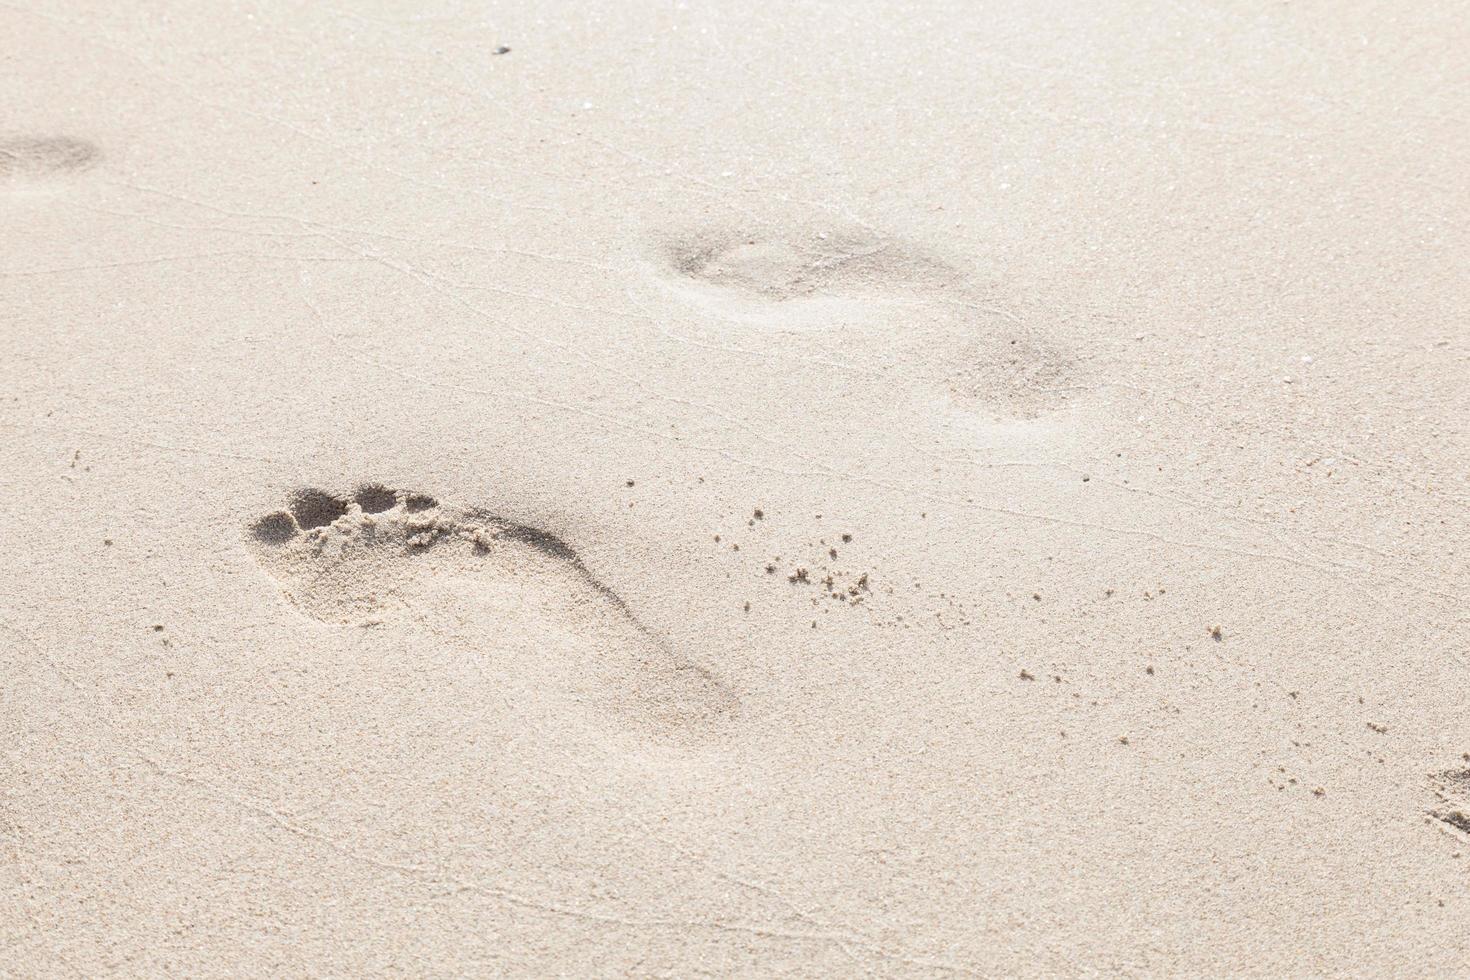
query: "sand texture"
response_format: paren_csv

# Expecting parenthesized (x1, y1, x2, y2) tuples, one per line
(3, 1, 1469, 976)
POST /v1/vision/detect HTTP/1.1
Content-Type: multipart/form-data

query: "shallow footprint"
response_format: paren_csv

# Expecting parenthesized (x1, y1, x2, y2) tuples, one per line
(246, 485, 737, 734)
(641, 216, 1081, 419)
(0, 135, 100, 184)
(659, 224, 957, 303)
(642, 221, 959, 331)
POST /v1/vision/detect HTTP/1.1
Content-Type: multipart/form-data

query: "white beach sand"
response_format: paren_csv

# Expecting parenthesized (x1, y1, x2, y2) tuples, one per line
(3, 1, 1468, 975)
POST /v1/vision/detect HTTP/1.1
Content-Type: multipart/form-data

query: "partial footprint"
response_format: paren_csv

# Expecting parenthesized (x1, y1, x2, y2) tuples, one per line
(246, 485, 737, 732)
(1428, 767, 1470, 837)
(0, 136, 100, 184)
(918, 330, 1076, 420)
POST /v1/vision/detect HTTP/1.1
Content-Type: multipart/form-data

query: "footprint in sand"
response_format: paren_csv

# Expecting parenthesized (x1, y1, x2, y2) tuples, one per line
(246, 485, 736, 732)
(0, 136, 100, 185)
(659, 224, 959, 305)
(645, 219, 1077, 418)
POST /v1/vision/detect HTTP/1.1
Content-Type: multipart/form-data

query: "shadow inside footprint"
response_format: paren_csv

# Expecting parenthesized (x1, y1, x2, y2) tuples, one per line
(353, 484, 398, 514)
(244, 484, 737, 735)
(290, 489, 349, 530)
(403, 492, 438, 513)
(251, 511, 298, 545)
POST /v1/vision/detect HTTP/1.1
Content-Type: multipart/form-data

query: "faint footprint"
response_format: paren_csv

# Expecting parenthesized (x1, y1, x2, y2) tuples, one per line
(643, 218, 1079, 418)
(920, 331, 1076, 420)
(658, 224, 957, 304)
(246, 485, 737, 732)
(1428, 767, 1470, 837)
(0, 136, 100, 183)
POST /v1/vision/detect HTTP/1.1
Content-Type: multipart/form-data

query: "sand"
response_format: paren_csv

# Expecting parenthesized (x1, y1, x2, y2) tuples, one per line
(3, 1, 1468, 976)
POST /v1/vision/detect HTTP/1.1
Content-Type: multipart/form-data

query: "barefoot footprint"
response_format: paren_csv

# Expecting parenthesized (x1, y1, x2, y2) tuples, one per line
(659, 224, 958, 303)
(642, 218, 1078, 418)
(246, 485, 737, 732)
